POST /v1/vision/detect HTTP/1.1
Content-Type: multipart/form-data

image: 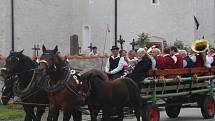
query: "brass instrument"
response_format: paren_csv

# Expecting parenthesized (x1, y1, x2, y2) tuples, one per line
(147, 45, 156, 55)
(191, 39, 209, 64)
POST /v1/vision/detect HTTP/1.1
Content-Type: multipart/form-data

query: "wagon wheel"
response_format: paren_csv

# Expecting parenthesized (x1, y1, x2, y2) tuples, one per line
(142, 104, 160, 121)
(200, 96, 215, 119)
(165, 104, 181, 118)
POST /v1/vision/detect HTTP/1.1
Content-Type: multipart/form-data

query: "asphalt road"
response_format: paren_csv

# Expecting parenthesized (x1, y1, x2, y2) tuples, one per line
(37, 108, 214, 121)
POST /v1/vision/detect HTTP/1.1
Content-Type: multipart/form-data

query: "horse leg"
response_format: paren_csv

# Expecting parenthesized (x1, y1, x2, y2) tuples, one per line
(35, 106, 46, 121)
(117, 108, 124, 121)
(102, 108, 111, 121)
(23, 105, 36, 121)
(134, 106, 140, 121)
(89, 106, 99, 121)
(63, 109, 72, 121)
(47, 105, 60, 121)
(71, 109, 82, 121)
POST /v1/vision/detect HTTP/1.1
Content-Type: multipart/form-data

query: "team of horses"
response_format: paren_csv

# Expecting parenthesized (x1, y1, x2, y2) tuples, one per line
(0, 45, 142, 121)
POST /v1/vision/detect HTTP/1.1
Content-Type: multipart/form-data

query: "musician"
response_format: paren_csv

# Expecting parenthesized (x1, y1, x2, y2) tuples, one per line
(170, 46, 183, 68)
(105, 46, 125, 79)
(179, 50, 194, 68)
(190, 53, 213, 68)
(163, 48, 175, 69)
(208, 48, 215, 66)
(126, 48, 152, 83)
(151, 48, 164, 69)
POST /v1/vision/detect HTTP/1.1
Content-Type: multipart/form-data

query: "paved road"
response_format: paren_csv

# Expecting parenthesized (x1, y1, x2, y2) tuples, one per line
(37, 108, 215, 121)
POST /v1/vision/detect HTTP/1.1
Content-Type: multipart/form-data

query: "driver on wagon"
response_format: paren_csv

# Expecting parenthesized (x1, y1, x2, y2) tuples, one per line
(105, 46, 125, 80)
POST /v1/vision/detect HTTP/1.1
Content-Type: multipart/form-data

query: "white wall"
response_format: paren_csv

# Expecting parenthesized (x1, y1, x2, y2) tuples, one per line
(0, 0, 215, 56)
(193, 0, 215, 46)
(0, 0, 11, 55)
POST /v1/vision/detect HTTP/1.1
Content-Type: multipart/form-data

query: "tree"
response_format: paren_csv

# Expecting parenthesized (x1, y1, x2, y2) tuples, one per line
(174, 39, 184, 50)
(136, 32, 150, 48)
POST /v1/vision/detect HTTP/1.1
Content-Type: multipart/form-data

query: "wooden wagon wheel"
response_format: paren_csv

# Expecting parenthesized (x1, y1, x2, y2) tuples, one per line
(200, 96, 215, 119)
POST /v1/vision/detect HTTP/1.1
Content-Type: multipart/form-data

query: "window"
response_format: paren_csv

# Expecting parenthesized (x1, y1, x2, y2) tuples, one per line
(151, 0, 159, 5)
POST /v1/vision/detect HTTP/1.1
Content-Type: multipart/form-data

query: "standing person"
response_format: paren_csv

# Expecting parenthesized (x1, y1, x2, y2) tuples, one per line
(89, 46, 99, 56)
(105, 46, 125, 79)
(163, 48, 175, 69)
(126, 48, 152, 84)
(170, 46, 183, 68)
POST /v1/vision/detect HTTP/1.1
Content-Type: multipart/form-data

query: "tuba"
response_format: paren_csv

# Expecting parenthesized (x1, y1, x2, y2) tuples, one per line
(191, 39, 209, 64)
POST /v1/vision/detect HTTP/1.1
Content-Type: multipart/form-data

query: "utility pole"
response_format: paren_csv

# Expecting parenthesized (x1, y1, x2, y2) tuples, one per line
(11, 0, 15, 51)
(114, 0, 118, 47)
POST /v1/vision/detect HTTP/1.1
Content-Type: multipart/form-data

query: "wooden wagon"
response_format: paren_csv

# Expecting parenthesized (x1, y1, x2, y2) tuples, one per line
(140, 67, 215, 121)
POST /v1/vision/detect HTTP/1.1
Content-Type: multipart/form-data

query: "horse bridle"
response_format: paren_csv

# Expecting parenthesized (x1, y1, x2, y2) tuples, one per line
(38, 60, 86, 97)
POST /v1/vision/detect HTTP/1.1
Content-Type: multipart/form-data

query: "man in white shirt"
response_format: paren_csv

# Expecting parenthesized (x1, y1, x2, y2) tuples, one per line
(105, 46, 125, 79)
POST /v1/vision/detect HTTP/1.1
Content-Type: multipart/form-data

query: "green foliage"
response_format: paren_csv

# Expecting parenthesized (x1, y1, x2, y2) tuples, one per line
(163, 40, 168, 48)
(174, 39, 184, 50)
(0, 105, 24, 121)
(136, 32, 150, 48)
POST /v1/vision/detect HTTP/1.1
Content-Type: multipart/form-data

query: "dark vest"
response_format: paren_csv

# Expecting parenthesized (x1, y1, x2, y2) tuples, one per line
(184, 56, 194, 68)
(109, 56, 124, 75)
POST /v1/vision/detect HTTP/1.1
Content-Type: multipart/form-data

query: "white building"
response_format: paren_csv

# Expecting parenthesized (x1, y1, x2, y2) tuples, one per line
(0, 0, 214, 56)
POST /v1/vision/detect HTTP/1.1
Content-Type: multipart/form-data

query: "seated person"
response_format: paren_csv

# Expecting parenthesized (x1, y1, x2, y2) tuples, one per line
(151, 48, 164, 70)
(105, 46, 125, 80)
(179, 50, 194, 68)
(190, 52, 213, 68)
(126, 48, 152, 84)
(127, 50, 138, 73)
(163, 48, 175, 69)
(170, 46, 183, 68)
(208, 48, 215, 66)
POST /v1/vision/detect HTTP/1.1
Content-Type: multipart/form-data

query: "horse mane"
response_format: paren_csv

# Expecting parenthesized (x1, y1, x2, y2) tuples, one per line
(19, 53, 37, 69)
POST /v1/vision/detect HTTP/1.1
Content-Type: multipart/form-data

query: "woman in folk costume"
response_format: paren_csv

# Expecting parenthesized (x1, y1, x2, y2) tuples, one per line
(119, 50, 129, 74)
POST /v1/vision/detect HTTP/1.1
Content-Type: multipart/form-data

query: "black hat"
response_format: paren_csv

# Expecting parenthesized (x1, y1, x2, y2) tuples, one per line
(111, 46, 119, 51)
(92, 46, 97, 49)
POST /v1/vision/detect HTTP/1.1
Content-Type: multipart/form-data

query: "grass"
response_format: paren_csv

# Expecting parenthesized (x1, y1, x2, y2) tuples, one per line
(0, 104, 24, 121)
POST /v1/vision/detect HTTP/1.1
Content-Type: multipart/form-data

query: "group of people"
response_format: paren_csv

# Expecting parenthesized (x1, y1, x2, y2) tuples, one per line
(105, 42, 215, 84)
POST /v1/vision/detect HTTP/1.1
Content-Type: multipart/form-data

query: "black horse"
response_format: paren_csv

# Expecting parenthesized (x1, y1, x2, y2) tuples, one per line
(1, 50, 51, 121)
(79, 69, 141, 121)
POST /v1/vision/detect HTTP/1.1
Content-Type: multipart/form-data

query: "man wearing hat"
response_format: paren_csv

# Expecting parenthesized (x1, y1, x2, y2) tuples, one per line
(105, 46, 125, 79)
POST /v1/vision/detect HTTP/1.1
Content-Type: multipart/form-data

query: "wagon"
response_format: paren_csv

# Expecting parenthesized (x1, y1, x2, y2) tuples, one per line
(140, 67, 215, 121)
